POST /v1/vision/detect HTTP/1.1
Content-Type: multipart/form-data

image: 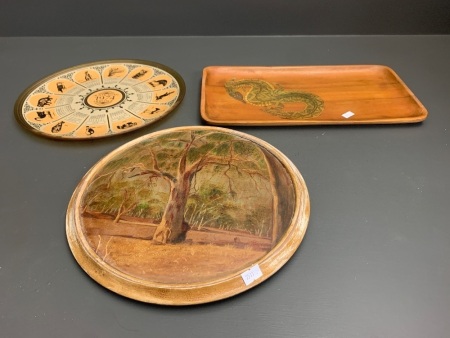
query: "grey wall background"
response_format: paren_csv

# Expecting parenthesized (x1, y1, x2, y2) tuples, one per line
(1, 0, 449, 36)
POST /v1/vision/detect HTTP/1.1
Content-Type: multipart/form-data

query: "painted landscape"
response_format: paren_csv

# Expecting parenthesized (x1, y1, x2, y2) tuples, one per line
(80, 129, 296, 283)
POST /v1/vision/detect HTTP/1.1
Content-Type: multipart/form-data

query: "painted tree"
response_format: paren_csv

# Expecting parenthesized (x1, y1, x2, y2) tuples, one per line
(185, 183, 238, 230)
(82, 167, 164, 222)
(83, 129, 293, 244)
(133, 130, 273, 241)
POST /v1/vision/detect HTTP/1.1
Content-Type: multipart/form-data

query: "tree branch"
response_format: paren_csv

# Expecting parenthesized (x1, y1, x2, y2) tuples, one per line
(127, 168, 176, 183)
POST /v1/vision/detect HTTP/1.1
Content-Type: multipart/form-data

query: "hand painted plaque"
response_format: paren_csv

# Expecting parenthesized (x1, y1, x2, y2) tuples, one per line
(15, 59, 185, 139)
(66, 126, 310, 305)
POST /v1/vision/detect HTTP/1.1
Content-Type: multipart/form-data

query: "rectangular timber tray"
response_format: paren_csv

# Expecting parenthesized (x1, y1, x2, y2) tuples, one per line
(201, 65, 428, 125)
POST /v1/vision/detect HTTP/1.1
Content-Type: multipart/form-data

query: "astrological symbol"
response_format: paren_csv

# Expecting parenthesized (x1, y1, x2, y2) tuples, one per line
(155, 91, 174, 101)
(34, 110, 53, 121)
(116, 122, 137, 130)
(37, 95, 53, 107)
(84, 71, 93, 81)
(51, 121, 65, 133)
(85, 126, 95, 135)
(132, 70, 147, 79)
(56, 82, 66, 93)
(149, 79, 167, 87)
(145, 107, 160, 115)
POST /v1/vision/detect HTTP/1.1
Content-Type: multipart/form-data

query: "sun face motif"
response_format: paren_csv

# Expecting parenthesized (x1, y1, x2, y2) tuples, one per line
(15, 60, 185, 139)
(77, 87, 131, 112)
(85, 89, 126, 108)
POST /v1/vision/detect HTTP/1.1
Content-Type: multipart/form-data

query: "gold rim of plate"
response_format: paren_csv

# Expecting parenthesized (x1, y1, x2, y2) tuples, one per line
(14, 59, 185, 140)
(66, 126, 310, 305)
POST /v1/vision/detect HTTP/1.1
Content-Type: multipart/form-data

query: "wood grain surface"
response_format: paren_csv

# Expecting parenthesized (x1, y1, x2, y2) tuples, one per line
(201, 65, 428, 125)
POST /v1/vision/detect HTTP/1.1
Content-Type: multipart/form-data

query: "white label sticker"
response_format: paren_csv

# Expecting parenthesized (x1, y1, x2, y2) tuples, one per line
(241, 264, 263, 286)
(342, 111, 355, 119)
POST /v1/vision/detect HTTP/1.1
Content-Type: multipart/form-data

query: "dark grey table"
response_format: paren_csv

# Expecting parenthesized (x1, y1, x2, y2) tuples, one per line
(1, 36, 449, 337)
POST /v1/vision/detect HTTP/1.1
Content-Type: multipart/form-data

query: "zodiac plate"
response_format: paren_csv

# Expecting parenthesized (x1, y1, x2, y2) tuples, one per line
(15, 60, 185, 139)
(66, 126, 310, 305)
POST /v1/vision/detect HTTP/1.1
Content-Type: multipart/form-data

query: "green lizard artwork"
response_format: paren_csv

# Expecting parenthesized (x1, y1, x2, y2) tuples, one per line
(225, 79, 324, 119)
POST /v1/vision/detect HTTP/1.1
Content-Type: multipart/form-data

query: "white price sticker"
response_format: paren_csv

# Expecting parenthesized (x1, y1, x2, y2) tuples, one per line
(342, 111, 355, 119)
(241, 264, 263, 286)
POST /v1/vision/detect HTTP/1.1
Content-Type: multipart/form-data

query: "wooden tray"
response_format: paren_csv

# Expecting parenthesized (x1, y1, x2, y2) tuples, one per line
(15, 59, 185, 139)
(66, 126, 309, 305)
(201, 65, 427, 125)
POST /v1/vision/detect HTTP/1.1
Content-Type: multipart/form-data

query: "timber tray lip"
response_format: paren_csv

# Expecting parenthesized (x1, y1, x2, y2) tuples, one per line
(200, 64, 428, 126)
(66, 126, 310, 305)
(14, 59, 185, 140)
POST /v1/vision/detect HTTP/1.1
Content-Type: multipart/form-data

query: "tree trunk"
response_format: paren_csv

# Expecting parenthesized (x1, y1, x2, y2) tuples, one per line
(157, 136, 198, 243)
(159, 171, 192, 242)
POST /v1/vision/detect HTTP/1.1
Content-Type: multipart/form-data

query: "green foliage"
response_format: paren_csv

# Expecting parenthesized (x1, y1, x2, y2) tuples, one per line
(244, 206, 272, 237)
(132, 201, 165, 220)
(83, 129, 274, 231)
(187, 143, 214, 162)
(156, 152, 170, 161)
(185, 183, 238, 230)
(233, 141, 258, 157)
(203, 131, 233, 142)
(213, 142, 231, 156)
(216, 213, 234, 229)
(134, 202, 150, 217)
(102, 156, 131, 172)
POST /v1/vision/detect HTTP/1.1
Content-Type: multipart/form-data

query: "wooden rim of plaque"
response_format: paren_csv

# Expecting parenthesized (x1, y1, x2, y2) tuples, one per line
(14, 59, 185, 140)
(66, 126, 310, 305)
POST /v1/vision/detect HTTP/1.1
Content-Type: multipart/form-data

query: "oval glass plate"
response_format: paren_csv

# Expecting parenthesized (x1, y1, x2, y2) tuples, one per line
(66, 126, 309, 305)
(15, 59, 185, 139)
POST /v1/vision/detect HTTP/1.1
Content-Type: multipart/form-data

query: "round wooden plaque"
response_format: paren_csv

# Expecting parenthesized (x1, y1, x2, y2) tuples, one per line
(15, 60, 185, 139)
(66, 126, 310, 305)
